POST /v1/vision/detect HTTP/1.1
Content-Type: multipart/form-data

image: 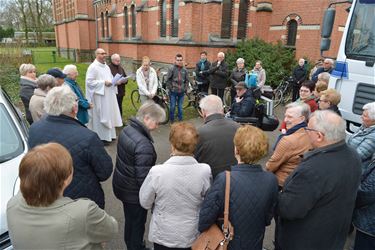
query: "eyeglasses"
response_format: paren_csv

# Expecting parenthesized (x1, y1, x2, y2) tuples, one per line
(98, 52, 107, 55)
(304, 127, 325, 136)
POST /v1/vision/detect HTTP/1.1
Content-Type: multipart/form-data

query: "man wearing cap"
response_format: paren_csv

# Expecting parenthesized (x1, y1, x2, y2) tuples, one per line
(230, 81, 255, 117)
(47, 68, 66, 86)
(85, 48, 123, 143)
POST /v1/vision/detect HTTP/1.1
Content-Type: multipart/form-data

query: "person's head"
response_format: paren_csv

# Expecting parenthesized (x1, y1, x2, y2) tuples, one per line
(19, 143, 73, 207)
(136, 101, 166, 131)
(255, 60, 262, 69)
(319, 89, 341, 110)
(323, 58, 334, 70)
(141, 56, 151, 71)
(44, 85, 78, 117)
(63, 64, 79, 81)
(318, 72, 330, 84)
(19, 63, 37, 80)
(235, 82, 247, 97)
(199, 95, 224, 118)
(234, 125, 268, 164)
(200, 51, 207, 61)
(36, 74, 57, 92)
(95, 48, 107, 63)
(217, 52, 225, 62)
(236, 58, 245, 69)
(169, 122, 199, 156)
(299, 80, 315, 101)
(175, 53, 184, 67)
(46, 68, 66, 86)
(298, 58, 305, 67)
(111, 53, 121, 66)
(313, 80, 328, 97)
(306, 110, 345, 148)
(361, 102, 375, 128)
(284, 102, 310, 130)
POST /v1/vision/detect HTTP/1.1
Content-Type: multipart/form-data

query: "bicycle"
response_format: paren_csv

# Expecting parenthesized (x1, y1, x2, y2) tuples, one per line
(272, 76, 294, 108)
(130, 68, 170, 124)
(183, 81, 207, 117)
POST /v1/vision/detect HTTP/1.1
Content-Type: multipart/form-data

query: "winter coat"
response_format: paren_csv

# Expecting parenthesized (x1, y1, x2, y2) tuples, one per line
(28, 115, 113, 209)
(139, 156, 212, 248)
(136, 66, 158, 96)
(195, 60, 211, 85)
(29, 88, 47, 122)
(195, 113, 240, 177)
(207, 61, 229, 89)
(348, 125, 375, 172)
(112, 118, 156, 204)
(230, 89, 255, 117)
(166, 64, 189, 94)
(327, 105, 342, 116)
(109, 62, 127, 96)
(311, 67, 333, 82)
(229, 68, 246, 88)
(292, 65, 307, 86)
(278, 141, 361, 250)
(64, 78, 90, 124)
(19, 76, 37, 124)
(199, 164, 278, 250)
(252, 67, 266, 90)
(353, 159, 375, 236)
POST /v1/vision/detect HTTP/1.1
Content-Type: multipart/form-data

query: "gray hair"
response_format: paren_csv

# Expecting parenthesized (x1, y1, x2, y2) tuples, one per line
(199, 95, 223, 115)
(236, 58, 245, 64)
(324, 58, 334, 65)
(285, 102, 310, 122)
(44, 85, 77, 116)
(311, 110, 346, 142)
(318, 72, 330, 84)
(19, 63, 36, 76)
(36, 74, 57, 91)
(63, 64, 78, 75)
(218, 52, 225, 58)
(136, 101, 166, 123)
(363, 102, 375, 120)
(111, 53, 120, 61)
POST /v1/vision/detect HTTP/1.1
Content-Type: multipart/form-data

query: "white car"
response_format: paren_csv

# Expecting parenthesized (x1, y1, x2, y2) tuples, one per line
(0, 88, 28, 249)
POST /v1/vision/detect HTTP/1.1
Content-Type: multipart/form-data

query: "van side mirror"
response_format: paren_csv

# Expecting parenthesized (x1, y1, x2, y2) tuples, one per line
(320, 38, 331, 52)
(320, 7, 336, 52)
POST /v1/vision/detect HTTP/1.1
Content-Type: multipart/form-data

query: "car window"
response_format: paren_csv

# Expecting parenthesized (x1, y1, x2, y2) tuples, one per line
(0, 104, 24, 163)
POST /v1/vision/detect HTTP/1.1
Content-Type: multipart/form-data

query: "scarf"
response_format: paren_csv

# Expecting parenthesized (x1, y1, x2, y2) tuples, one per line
(273, 121, 307, 150)
(200, 59, 206, 71)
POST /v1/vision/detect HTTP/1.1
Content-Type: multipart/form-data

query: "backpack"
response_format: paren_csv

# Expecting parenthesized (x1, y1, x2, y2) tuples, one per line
(245, 70, 258, 88)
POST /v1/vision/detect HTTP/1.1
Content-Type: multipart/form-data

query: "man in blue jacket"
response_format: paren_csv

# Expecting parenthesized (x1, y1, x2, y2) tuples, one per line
(230, 82, 255, 118)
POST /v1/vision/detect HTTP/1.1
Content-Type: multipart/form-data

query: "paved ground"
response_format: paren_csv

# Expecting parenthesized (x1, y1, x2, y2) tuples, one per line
(101, 106, 355, 250)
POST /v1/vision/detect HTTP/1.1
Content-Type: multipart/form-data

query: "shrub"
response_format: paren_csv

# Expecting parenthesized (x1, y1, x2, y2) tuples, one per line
(226, 38, 296, 88)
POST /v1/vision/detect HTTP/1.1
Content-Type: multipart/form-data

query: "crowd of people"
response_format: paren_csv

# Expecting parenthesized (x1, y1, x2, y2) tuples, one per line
(7, 48, 375, 250)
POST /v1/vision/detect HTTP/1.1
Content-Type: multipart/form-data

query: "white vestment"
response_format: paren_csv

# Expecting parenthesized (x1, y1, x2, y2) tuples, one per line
(85, 59, 122, 141)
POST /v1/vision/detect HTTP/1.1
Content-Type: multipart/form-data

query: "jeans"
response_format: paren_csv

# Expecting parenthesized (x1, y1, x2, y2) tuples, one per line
(211, 87, 225, 101)
(123, 202, 148, 250)
(169, 91, 184, 122)
(354, 230, 375, 250)
(154, 243, 191, 250)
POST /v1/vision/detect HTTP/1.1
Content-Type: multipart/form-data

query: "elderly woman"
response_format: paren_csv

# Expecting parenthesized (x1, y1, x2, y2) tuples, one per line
(199, 125, 278, 250)
(63, 64, 92, 124)
(136, 56, 159, 104)
(7, 143, 118, 249)
(139, 122, 212, 250)
(348, 102, 375, 172)
(318, 88, 341, 116)
(29, 74, 56, 122)
(113, 101, 166, 250)
(229, 58, 247, 103)
(19, 63, 37, 124)
(313, 80, 328, 102)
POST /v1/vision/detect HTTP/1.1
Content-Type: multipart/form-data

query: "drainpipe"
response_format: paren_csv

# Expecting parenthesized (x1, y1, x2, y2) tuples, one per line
(94, 3, 98, 48)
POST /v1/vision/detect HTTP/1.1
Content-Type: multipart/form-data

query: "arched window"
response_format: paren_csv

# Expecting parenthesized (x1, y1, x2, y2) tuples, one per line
(160, 0, 167, 37)
(287, 19, 298, 46)
(131, 5, 136, 37)
(171, 0, 179, 37)
(221, 0, 233, 39)
(237, 0, 249, 39)
(101, 12, 105, 38)
(124, 6, 129, 38)
(105, 11, 110, 38)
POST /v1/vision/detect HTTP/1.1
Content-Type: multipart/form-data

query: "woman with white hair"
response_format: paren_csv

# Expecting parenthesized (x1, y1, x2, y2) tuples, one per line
(348, 102, 375, 171)
(63, 64, 92, 124)
(19, 63, 37, 124)
(29, 74, 57, 122)
(229, 58, 247, 103)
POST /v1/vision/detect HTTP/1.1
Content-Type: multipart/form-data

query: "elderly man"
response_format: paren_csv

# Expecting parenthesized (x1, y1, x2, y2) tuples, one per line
(206, 52, 228, 101)
(109, 53, 127, 116)
(46, 68, 66, 86)
(311, 58, 334, 83)
(292, 58, 307, 101)
(230, 82, 255, 118)
(86, 48, 123, 143)
(195, 95, 240, 177)
(277, 110, 361, 250)
(266, 102, 312, 187)
(28, 85, 113, 209)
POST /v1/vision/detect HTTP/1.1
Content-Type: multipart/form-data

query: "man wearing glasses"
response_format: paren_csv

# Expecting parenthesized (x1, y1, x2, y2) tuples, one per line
(311, 58, 334, 83)
(277, 110, 361, 250)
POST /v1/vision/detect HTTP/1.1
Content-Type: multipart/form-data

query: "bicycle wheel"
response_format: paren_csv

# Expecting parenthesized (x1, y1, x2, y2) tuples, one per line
(223, 88, 232, 107)
(183, 91, 194, 109)
(195, 92, 207, 117)
(131, 89, 142, 111)
(159, 101, 170, 125)
(283, 87, 293, 104)
(273, 89, 283, 108)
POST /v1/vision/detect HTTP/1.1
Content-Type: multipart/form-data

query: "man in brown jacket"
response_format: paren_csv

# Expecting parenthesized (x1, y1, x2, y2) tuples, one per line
(266, 102, 313, 187)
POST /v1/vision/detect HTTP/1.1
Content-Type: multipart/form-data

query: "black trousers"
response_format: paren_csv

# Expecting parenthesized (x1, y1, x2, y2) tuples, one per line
(197, 83, 209, 93)
(292, 85, 300, 102)
(354, 230, 375, 250)
(154, 243, 191, 250)
(117, 94, 124, 117)
(123, 202, 148, 250)
(211, 87, 225, 101)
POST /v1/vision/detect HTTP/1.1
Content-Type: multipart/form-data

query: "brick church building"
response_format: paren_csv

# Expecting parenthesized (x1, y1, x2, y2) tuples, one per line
(53, 0, 349, 70)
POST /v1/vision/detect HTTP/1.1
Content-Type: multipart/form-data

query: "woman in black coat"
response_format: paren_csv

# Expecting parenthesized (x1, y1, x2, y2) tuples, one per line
(198, 125, 278, 250)
(229, 58, 247, 104)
